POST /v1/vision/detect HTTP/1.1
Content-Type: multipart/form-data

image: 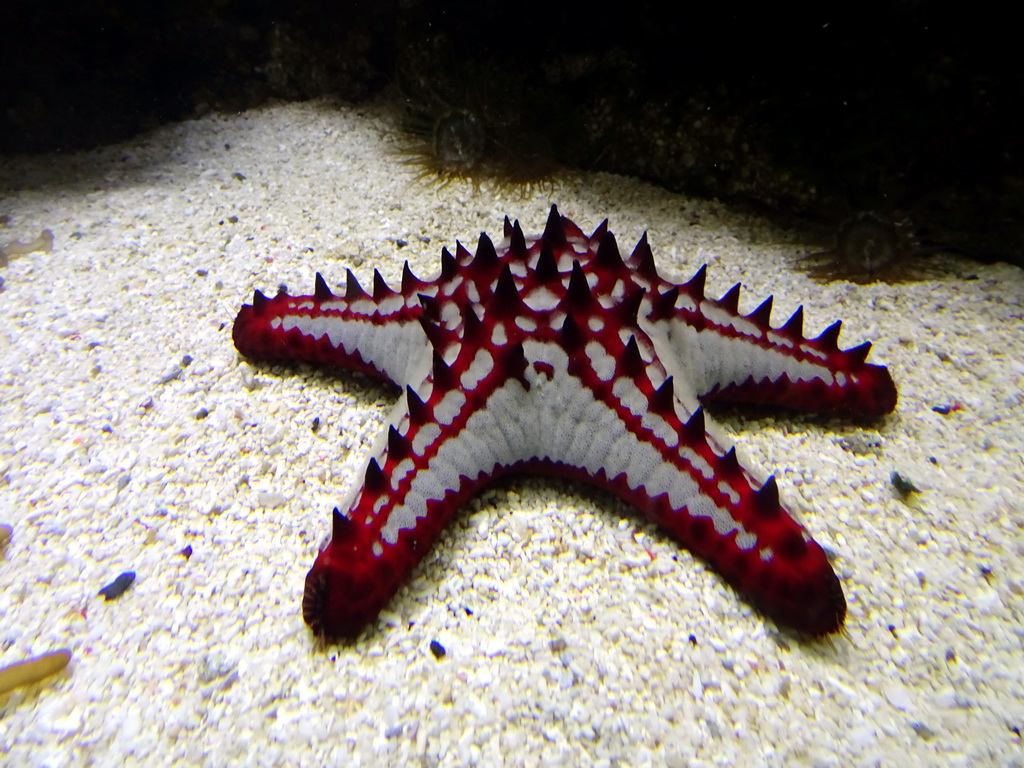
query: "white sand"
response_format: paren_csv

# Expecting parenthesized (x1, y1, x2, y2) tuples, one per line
(1, 100, 1022, 767)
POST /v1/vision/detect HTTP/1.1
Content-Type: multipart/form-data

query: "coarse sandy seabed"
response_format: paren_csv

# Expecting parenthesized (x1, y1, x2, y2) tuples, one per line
(0, 99, 1022, 767)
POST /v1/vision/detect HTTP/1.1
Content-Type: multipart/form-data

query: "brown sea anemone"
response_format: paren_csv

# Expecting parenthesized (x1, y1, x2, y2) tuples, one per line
(392, 57, 558, 191)
(797, 210, 950, 283)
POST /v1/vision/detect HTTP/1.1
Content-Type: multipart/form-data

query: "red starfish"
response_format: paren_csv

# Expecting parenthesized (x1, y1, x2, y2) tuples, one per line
(233, 206, 897, 641)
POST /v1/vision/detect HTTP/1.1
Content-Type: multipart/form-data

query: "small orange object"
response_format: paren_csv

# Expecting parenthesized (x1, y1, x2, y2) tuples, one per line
(0, 649, 72, 694)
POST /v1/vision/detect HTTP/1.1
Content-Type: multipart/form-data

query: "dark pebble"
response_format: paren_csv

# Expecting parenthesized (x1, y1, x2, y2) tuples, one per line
(98, 571, 136, 600)
(891, 471, 920, 500)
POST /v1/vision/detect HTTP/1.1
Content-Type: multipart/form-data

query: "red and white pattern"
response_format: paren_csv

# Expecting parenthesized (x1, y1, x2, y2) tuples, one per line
(233, 206, 897, 640)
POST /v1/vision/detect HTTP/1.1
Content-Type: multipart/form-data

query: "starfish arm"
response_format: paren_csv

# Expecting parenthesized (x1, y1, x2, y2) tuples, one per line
(539, 329, 845, 635)
(302, 340, 534, 639)
(647, 281, 897, 417)
(232, 271, 431, 386)
(590, 410, 846, 636)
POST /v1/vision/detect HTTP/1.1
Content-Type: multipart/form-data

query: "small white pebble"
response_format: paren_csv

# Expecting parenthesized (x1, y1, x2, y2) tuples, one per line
(974, 588, 1003, 614)
(884, 683, 913, 711)
(691, 669, 704, 701)
(483, 638, 505, 657)
(848, 725, 876, 750)
(256, 491, 288, 508)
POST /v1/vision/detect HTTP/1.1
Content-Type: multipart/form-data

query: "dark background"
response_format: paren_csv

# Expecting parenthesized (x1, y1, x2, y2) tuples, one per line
(3, 1, 1021, 266)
